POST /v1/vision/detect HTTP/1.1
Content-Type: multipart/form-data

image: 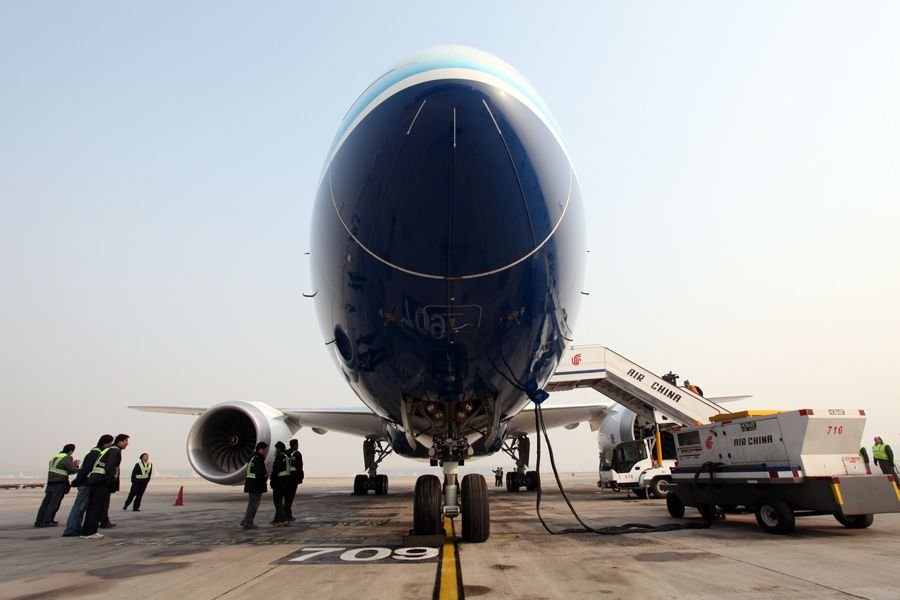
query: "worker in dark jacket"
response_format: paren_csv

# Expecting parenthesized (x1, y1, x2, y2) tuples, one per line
(285, 439, 304, 521)
(241, 442, 268, 529)
(123, 453, 152, 511)
(35, 443, 80, 527)
(81, 433, 129, 539)
(270, 442, 292, 525)
(63, 435, 113, 537)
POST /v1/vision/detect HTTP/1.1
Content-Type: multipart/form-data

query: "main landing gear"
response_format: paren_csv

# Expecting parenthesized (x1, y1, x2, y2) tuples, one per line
(503, 435, 539, 492)
(353, 437, 392, 495)
(413, 460, 490, 543)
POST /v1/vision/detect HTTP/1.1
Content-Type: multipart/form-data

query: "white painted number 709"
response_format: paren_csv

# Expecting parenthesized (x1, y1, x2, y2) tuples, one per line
(289, 546, 439, 563)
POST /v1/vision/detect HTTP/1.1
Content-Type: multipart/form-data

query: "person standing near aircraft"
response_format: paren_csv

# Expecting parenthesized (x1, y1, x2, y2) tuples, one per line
(494, 467, 504, 487)
(241, 442, 268, 529)
(285, 439, 303, 521)
(872, 436, 896, 476)
(63, 435, 113, 537)
(270, 442, 291, 525)
(81, 433, 129, 539)
(123, 453, 152, 511)
(34, 443, 79, 527)
(684, 380, 704, 396)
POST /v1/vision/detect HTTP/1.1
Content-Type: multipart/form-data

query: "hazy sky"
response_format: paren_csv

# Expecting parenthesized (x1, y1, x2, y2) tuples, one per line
(2, 2, 899, 478)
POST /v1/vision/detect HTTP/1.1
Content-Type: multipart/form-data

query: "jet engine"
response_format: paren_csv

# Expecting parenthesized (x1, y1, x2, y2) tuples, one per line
(186, 401, 296, 485)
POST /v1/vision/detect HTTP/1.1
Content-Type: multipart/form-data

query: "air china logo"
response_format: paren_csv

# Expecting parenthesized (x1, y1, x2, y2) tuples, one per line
(571, 353, 582, 366)
(705, 435, 714, 450)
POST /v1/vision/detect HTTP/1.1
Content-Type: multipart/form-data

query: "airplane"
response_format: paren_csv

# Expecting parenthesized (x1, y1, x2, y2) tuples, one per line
(135, 46, 619, 543)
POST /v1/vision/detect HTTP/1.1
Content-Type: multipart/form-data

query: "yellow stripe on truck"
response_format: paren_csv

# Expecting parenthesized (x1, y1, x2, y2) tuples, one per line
(831, 482, 844, 506)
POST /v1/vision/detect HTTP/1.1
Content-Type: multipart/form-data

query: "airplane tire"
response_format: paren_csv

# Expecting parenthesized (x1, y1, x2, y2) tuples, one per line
(413, 475, 442, 535)
(666, 492, 685, 518)
(525, 471, 540, 491)
(834, 513, 874, 529)
(353, 474, 368, 495)
(374, 474, 389, 495)
(505, 472, 519, 493)
(461, 474, 490, 543)
(754, 498, 795, 534)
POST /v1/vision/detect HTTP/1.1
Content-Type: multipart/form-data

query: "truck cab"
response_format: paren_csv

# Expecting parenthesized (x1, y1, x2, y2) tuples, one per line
(599, 433, 677, 498)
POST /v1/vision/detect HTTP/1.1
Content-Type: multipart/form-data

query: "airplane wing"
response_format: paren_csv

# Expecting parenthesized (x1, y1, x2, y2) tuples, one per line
(129, 405, 387, 439)
(506, 403, 612, 436)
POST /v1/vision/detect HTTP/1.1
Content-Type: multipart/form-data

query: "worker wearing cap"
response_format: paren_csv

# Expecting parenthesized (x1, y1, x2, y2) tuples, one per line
(35, 444, 80, 527)
(872, 436, 896, 476)
(270, 441, 292, 526)
(240, 442, 268, 529)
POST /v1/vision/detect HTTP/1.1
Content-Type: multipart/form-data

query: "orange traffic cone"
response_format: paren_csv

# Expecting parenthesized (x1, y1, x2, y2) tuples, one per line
(174, 486, 184, 506)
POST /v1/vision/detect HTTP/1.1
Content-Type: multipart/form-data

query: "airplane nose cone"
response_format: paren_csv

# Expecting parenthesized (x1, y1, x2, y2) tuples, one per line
(324, 79, 573, 279)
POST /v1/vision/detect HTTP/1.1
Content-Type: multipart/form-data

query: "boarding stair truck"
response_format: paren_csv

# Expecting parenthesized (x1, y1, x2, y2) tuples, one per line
(666, 409, 900, 534)
(548, 345, 729, 498)
(599, 432, 677, 499)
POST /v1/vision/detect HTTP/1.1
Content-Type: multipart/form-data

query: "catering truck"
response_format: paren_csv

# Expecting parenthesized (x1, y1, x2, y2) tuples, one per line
(666, 409, 900, 534)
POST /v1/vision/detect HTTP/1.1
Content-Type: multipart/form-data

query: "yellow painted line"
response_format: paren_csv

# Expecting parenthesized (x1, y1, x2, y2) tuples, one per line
(438, 517, 461, 600)
(831, 482, 844, 506)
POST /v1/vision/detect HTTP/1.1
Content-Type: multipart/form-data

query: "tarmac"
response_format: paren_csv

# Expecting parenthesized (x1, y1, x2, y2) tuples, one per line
(1, 474, 898, 600)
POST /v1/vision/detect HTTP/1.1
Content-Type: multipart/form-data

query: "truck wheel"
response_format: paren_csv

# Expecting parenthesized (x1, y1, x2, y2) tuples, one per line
(754, 498, 795, 534)
(650, 478, 671, 499)
(633, 489, 648, 499)
(666, 492, 685, 518)
(834, 513, 874, 529)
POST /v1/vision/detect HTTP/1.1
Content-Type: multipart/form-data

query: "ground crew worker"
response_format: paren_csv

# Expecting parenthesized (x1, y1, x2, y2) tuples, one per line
(81, 433, 129, 539)
(859, 446, 870, 469)
(123, 453, 152, 511)
(872, 436, 896, 476)
(241, 442, 268, 529)
(63, 435, 113, 537)
(684, 380, 704, 396)
(493, 467, 504, 487)
(270, 441, 292, 525)
(285, 439, 304, 522)
(34, 443, 80, 528)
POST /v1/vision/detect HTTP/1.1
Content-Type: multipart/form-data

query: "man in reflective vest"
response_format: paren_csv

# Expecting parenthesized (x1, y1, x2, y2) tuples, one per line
(123, 453, 153, 511)
(872, 436, 896, 476)
(34, 443, 80, 527)
(81, 433, 129, 539)
(270, 441, 292, 525)
(62, 435, 113, 537)
(285, 439, 304, 522)
(241, 442, 268, 529)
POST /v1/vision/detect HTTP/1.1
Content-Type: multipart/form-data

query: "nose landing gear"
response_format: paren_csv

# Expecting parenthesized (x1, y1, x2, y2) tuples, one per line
(412, 459, 490, 543)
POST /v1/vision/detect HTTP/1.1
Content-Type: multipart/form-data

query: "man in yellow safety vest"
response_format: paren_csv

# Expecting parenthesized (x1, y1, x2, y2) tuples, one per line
(872, 436, 896, 476)
(34, 443, 80, 527)
(240, 442, 269, 529)
(123, 453, 153, 511)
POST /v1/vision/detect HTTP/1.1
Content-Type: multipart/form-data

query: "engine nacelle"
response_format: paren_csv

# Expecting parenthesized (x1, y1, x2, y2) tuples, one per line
(187, 401, 296, 485)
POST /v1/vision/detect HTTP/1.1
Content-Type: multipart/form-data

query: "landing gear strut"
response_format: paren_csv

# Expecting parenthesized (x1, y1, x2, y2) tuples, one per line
(353, 437, 391, 495)
(503, 435, 539, 492)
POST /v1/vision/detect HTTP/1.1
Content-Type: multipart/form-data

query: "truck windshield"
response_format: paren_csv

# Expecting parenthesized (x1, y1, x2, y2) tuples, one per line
(611, 441, 648, 473)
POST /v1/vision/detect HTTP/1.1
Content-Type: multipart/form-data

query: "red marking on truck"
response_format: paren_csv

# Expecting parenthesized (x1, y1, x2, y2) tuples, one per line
(705, 436, 714, 450)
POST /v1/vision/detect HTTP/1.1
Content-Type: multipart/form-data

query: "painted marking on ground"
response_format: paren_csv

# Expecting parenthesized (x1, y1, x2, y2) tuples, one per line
(275, 545, 439, 565)
(434, 517, 464, 600)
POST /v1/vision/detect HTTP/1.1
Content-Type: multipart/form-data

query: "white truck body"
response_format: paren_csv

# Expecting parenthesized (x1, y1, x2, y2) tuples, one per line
(669, 409, 900, 533)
